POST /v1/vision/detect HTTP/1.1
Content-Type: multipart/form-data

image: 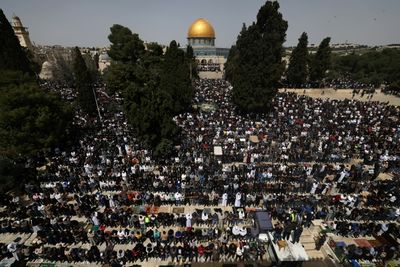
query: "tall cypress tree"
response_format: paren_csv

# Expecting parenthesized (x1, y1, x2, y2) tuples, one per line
(231, 23, 262, 112)
(160, 40, 193, 114)
(0, 9, 33, 75)
(286, 32, 309, 87)
(224, 44, 237, 82)
(310, 37, 331, 84)
(186, 45, 198, 79)
(230, 1, 287, 113)
(73, 47, 97, 116)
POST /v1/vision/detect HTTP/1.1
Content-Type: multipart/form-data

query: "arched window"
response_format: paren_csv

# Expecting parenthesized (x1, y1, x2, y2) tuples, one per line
(208, 59, 213, 64)
(201, 59, 207, 64)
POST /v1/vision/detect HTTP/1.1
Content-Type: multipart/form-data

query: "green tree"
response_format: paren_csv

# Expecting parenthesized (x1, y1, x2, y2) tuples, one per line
(108, 24, 145, 63)
(73, 47, 97, 116)
(0, 12, 74, 194)
(105, 25, 147, 96)
(93, 53, 100, 70)
(106, 25, 183, 157)
(124, 82, 179, 156)
(0, 9, 33, 75)
(146, 42, 164, 57)
(186, 45, 198, 79)
(160, 40, 193, 114)
(0, 83, 74, 158)
(142, 42, 164, 83)
(286, 32, 309, 87)
(310, 37, 331, 84)
(0, 70, 36, 88)
(329, 48, 400, 88)
(104, 63, 145, 95)
(0, 78, 74, 194)
(224, 45, 238, 82)
(0, 156, 35, 194)
(230, 1, 288, 113)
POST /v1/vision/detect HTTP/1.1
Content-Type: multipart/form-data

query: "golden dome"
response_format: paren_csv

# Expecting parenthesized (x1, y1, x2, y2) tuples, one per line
(188, 18, 215, 38)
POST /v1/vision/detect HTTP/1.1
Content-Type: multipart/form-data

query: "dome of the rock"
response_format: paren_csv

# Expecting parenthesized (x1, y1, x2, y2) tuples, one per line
(188, 18, 215, 38)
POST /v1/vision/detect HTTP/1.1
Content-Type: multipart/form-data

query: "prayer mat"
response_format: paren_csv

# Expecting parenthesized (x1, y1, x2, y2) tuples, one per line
(336, 241, 346, 247)
(354, 239, 372, 248)
(172, 207, 185, 213)
(368, 239, 382, 248)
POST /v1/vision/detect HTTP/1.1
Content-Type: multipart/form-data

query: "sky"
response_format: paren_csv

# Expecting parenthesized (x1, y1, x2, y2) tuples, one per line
(2, 0, 400, 48)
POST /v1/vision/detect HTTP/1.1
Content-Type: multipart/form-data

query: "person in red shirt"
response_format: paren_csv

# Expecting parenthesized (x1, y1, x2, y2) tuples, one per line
(197, 244, 205, 261)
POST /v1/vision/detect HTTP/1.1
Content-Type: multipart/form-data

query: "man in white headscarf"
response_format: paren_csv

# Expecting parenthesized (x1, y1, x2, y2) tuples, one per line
(186, 213, 192, 228)
(222, 193, 228, 207)
(235, 192, 241, 207)
(202, 210, 209, 224)
(91, 212, 100, 227)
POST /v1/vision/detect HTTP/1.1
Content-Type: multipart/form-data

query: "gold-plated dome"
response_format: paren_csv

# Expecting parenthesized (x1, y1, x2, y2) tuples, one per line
(188, 18, 215, 38)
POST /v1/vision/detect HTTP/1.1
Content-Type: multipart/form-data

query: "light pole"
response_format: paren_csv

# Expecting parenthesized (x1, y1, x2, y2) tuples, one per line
(92, 85, 102, 123)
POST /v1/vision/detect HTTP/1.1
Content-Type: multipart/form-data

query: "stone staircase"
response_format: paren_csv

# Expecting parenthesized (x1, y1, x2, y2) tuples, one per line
(300, 222, 340, 266)
(300, 228, 325, 261)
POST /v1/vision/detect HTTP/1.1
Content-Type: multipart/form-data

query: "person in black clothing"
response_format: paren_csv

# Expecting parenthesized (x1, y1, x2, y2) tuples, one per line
(273, 223, 283, 243)
(169, 245, 177, 262)
(158, 245, 166, 261)
(316, 233, 327, 250)
(293, 225, 303, 243)
(282, 223, 293, 240)
(204, 243, 213, 261)
(228, 243, 236, 260)
(181, 243, 190, 263)
(190, 243, 198, 262)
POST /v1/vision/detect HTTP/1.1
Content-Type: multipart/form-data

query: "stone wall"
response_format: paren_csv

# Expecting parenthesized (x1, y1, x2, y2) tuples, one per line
(36, 46, 98, 83)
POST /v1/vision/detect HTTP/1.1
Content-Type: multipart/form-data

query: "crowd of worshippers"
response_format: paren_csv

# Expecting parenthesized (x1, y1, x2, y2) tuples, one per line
(1, 239, 266, 265)
(282, 78, 377, 90)
(327, 79, 376, 90)
(177, 81, 398, 165)
(0, 79, 399, 265)
(0, 208, 267, 264)
(382, 86, 400, 97)
(197, 64, 221, 72)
